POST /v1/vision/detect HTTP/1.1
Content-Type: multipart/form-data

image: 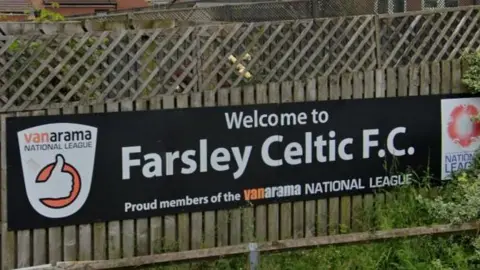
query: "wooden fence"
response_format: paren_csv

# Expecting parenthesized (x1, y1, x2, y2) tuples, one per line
(0, 6, 478, 113)
(1, 59, 466, 270)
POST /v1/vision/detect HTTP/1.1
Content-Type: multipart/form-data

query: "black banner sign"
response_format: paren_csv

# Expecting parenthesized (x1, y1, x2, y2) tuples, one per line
(6, 94, 479, 230)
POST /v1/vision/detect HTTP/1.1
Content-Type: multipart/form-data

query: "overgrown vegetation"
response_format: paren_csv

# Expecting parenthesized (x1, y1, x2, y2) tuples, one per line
(138, 51, 480, 270)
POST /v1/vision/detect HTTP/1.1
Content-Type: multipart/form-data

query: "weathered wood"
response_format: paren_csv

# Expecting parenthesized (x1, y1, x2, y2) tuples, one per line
(351, 196, 363, 232)
(148, 97, 163, 255)
(30, 110, 48, 266)
(190, 211, 203, 249)
(305, 78, 317, 238)
(242, 86, 256, 243)
(375, 69, 386, 98)
(91, 105, 108, 261)
(187, 93, 204, 250)
(353, 72, 364, 99)
(328, 198, 340, 235)
(227, 88, 243, 246)
(57, 222, 480, 270)
(293, 81, 305, 239)
(265, 83, 281, 242)
(315, 75, 329, 237)
(351, 78, 365, 233)
(409, 66, 420, 96)
(431, 62, 441, 95)
(133, 101, 150, 257)
(77, 105, 93, 261)
(102, 103, 121, 260)
(375, 193, 386, 229)
(398, 66, 408, 97)
(0, 114, 15, 270)
(174, 95, 191, 252)
(161, 95, 178, 252)
(328, 75, 341, 236)
(120, 101, 135, 258)
(203, 91, 216, 248)
(47, 108, 63, 264)
(278, 82, 293, 240)
(60, 106, 78, 262)
(340, 75, 352, 234)
(387, 68, 397, 97)
(441, 61, 452, 94)
(255, 84, 268, 242)
(452, 59, 462, 93)
(317, 199, 328, 236)
(216, 89, 230, 247)
(363, 194, 374, 231)
(420, 63, 430, 95)
(364, 70, 375, 98)
(16, 110, 32, 268)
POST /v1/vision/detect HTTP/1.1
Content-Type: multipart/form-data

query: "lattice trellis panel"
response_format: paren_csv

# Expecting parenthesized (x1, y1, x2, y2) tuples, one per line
(197, 16, 377, 91)
(2, 7, 480, 112)
(378, 7, 480, 68)
(0, 16, 376, 111)
(0, 27, 199, 112)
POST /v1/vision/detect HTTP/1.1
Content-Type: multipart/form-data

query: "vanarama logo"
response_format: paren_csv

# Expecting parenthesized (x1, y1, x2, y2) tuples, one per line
(23, 130, 93, 151)
(447, 104, 480, 148)
(243, 185, 302, 201)
(17, 123, 97, 219)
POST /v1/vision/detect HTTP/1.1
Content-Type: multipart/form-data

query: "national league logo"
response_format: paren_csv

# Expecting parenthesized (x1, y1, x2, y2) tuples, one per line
(441, 98, 480, 180)
(17, 123, 97, 219)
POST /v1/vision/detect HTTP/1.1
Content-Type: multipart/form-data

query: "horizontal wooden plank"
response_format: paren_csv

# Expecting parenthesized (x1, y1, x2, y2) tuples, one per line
(54, 222, 480, 270)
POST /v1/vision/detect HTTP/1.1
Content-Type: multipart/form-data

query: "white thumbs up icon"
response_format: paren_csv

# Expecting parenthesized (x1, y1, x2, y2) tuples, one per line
(36, 154, 74, 200)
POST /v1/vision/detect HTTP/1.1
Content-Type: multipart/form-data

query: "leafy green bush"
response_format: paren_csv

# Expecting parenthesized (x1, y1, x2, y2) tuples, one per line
(462, 49, 480, 93)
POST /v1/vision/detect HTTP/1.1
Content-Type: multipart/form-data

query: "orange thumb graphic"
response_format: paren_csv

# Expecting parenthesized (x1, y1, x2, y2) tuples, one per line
(37, 154, 82, 209)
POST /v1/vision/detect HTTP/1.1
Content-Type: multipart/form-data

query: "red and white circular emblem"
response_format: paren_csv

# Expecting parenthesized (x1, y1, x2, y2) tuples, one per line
(447, 104, 480, 148)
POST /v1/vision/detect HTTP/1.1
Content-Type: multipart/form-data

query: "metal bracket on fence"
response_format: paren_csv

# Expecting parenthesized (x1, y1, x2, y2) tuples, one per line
(248, 242, 259, 270)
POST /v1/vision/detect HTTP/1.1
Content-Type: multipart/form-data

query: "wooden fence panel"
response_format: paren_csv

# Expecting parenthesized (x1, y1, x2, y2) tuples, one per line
(228, 88, 242, 247)
(0, 61, 469, 269)
(148, 97, 164, 255)
(1, 111, 15, 270)
(16, 110, 31, 269)
(255, 84, 268, 243)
